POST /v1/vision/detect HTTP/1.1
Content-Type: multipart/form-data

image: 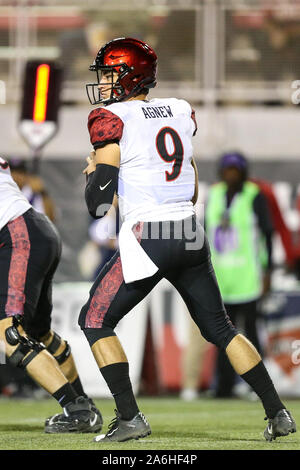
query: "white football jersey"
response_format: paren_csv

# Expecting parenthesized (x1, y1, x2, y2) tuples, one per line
(0, 157, 31, 231)
(90, 98, 197, 222)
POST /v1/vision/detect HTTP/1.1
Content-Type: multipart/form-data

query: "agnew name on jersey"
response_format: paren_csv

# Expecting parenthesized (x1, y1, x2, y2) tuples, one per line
(141, 105, 173, 119)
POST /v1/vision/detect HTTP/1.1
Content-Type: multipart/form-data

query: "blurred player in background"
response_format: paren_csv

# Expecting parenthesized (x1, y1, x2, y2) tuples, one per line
(205, 152, 273, 398)
(0, 156, 102, 433)
(9, 159, 56, 222)
(77, 37, 295, 443)
(89, 195, 119, 279)
(78, 195, 119, 281)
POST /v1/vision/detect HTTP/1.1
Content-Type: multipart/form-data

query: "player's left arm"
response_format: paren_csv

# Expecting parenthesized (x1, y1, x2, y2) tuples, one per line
(190, 106, 198, 205)
(191, 158, 199, 205)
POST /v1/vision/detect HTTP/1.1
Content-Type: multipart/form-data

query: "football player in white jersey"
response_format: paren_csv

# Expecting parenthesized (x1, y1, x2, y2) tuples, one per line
(0, 157, 102, 433)
(76, 38, 295, 443)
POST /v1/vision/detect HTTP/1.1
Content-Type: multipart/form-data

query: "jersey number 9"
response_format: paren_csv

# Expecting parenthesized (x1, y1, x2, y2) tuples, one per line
(156, 127, 184, 182)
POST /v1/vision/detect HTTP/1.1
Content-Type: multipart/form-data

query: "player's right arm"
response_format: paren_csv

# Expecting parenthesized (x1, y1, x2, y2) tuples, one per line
(84, 108, 123, 219)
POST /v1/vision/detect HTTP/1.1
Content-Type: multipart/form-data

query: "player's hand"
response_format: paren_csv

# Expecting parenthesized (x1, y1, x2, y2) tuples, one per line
(83, 150, 96, 175)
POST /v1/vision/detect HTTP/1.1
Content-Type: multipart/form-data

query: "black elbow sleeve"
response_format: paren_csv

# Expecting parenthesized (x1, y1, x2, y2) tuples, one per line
(85, 163, 119, 219)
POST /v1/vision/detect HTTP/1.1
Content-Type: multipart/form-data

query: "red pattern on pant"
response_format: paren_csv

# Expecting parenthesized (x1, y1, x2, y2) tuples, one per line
(85, 256, 123, 328)
(85, 222, 144, 328)
(5, 216, 30, 317)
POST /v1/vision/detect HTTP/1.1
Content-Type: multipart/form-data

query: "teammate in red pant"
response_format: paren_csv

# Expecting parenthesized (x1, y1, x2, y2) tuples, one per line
(0, 156, 102, 433)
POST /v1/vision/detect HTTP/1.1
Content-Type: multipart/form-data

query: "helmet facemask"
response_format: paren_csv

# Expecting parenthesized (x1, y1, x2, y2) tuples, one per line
(86, 64, 153, 106)
(86, 66, 125, 106)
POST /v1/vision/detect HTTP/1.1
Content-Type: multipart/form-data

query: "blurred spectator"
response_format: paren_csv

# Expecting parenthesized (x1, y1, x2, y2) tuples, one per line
(205, 151, 274, 398)
(255, 16, 300, 81)
(9, 159, 56, 222)
(180, 317, 207, 401)
(154, 10, 195, 81)
(226, 12, 300, 86)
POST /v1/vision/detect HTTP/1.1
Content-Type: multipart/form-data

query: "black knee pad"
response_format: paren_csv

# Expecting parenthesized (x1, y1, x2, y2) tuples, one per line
(22, 316, 51, 342)
(46, 331, 71, 365)
(82, 327, 116, 348)
(5, 317, 45, 369)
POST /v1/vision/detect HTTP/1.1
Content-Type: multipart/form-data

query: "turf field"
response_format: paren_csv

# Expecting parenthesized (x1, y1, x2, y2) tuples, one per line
(0, 396, 299, 450)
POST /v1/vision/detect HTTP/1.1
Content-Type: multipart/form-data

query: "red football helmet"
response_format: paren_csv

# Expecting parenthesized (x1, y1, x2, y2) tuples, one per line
(86, 37, 157, 106)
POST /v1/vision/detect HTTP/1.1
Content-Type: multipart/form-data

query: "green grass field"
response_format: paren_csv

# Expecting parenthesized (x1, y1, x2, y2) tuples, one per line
(0, 396, 299, 450)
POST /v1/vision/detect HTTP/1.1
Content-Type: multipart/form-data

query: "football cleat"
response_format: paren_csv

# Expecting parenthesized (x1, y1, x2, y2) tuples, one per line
(264, 409, 296, 441)
(45, 396, 103, 434)
(94, 409, 151, 443)
(87, 397, 103, 421)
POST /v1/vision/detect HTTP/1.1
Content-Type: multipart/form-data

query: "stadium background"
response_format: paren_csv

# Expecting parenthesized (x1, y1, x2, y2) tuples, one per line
(1, 0, 300, 399)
